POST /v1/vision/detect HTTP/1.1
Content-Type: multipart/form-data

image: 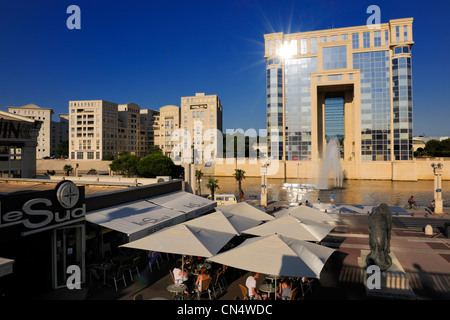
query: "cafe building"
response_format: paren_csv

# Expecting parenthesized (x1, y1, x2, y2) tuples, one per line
(0, 177, 215, 298)
(0, 180, 86, 297)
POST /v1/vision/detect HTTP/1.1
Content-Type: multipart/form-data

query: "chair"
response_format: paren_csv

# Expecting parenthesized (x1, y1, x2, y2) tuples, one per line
(128, 256, 141, 281)
(238, 284, 249, 300)
(221, 265, 229, 287)
(133, 293, 143, 300)
(211, 271, 224, 298)
(195, 277, 212, 300)
(108, 265, 128, 291)
(148, 252, 160, 272)
(169, 269, 176, 284)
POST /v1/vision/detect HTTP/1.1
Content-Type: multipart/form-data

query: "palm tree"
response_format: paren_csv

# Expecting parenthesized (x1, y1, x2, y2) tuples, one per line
(206, 178, 220, 201)
(233, 169, 246, 201)
(63, 164, 73, 176)
(195, 170, 204, 196)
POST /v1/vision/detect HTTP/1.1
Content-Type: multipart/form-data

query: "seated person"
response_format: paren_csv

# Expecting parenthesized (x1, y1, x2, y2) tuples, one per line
(430, 199, 435, 213)
(195, 266, 211, 298)
(277, 277, 292, 300)
(408, 196, 416, 208)
(245, 272, 263, 300)
(172, 260, 188, 284)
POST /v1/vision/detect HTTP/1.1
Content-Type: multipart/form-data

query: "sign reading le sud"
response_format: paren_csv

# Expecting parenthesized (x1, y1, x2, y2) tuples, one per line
(0, 181, 85, 242)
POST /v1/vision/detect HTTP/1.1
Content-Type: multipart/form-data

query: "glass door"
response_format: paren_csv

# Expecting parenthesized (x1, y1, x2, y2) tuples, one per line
(52, 224, 85, 289)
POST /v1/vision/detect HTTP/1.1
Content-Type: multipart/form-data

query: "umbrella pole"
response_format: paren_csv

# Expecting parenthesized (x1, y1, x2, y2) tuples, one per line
(181, 254, 184, 285)
(275, 277, 277, 300)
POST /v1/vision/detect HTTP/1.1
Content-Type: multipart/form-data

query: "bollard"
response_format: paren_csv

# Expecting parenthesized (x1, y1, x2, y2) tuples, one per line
(424, 224, 433, 236)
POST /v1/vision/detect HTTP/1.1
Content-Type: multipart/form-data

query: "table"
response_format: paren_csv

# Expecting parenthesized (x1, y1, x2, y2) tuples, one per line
(167, 283, 187, 300)
(92, 263, 114, 285)
(259, 283, 279, 300)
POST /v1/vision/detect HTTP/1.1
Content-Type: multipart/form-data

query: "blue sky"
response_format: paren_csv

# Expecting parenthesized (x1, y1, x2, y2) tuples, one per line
(0, 0, 449, 136)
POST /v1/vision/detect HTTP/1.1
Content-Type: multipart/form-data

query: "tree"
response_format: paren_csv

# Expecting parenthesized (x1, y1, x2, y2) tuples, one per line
(137, 153, 175, 178)
(103, 154, 114, 160)
(63, 164, 73, 176)
(206, 178, 220, 201)
(56, 140, 68, 157)
(109, 154, 140, 177)
(195, 170, 204, 195)
(424, 139, 440, 155)
(147, 145, 163, 155)
(233, 169, 246, 201)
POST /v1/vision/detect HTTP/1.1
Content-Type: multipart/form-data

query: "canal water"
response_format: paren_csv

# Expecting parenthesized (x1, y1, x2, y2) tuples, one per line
(198, 177, 449, 207)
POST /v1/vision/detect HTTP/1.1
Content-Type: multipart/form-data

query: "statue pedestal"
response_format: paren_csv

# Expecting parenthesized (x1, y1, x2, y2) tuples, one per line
(358, 250, 416, 300)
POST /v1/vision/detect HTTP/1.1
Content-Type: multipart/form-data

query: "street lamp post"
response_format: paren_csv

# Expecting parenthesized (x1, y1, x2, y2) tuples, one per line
(182, 144, 196, 194)
(431, 163, 443, 214)
(261, 163, 269, 207)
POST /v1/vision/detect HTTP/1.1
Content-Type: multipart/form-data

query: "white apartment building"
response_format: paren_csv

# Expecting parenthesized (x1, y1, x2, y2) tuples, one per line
(68, 100, 158, 160)
(154, 105, 181, 157)
(180, 93, 223, 162)
(140, 109, 159, 153)
(7, 104, 68, 159)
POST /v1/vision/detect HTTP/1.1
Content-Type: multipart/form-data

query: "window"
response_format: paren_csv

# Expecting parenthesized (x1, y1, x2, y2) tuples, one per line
(320, 36, 327, 43)
(385, 30, 389, 46)
(341, 34, 348, 40)
(352, 33, 359, 49)
(394, 46, 410, 54)
(403, 25, 408, 41)
(310, 37, 317, 53)
(300, 39, 307, 54)
(396, 26, 400, 43)
(268, 39, 272, 55)
(363, 32, 370, 48)
(374, 31, 381, 47)
(330, 35, 338, 41)
(323, 46, 347, 70)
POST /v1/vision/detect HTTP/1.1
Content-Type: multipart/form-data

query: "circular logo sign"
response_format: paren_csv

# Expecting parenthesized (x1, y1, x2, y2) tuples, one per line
(56, 181, 80, 209)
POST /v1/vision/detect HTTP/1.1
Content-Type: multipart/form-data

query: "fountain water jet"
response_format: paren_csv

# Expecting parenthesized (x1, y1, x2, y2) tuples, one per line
(318, 138, 344, 189)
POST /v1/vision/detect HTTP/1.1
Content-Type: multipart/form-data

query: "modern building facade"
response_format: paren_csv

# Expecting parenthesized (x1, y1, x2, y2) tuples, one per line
(7, 104, 68, 159)
(68, 100, 158, 160)
(264, 18, 414, 165)
(180, 93, 223, 162)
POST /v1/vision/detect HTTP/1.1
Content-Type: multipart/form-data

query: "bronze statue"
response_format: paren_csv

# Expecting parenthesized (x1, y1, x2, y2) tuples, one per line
(366, 203, 392, 271)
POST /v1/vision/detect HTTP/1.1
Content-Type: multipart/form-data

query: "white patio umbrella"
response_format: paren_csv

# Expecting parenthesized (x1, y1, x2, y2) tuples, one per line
(274, 205, 338, 224)
(121, 223, 235, 257)
(120, 223, 236, 282)
(242, 215, 334, 242)
(208, 234, 335, 279)
(185, 210, 261, 235)
(217, 202, 275, 222)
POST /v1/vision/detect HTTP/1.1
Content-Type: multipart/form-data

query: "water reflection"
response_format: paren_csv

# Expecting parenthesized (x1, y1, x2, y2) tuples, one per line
(198, 177, 449, 207)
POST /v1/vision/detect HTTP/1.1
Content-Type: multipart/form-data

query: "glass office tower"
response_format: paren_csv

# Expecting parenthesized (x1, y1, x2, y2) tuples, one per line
(264, 18, 414, 163)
